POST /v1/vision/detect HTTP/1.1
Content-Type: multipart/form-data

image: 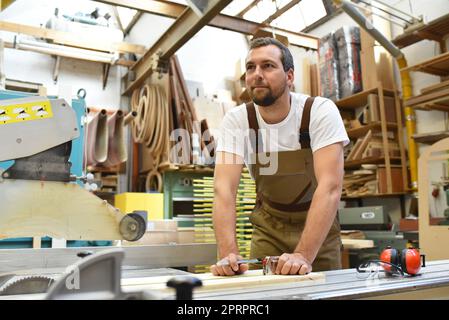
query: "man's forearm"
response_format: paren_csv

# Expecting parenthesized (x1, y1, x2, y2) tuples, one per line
(294, 184, 341, 263)
(213, 193, 239, 258)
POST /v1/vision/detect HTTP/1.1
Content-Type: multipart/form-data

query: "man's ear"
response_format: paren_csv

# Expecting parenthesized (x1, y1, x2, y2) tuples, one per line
(286, 69, 294, 87)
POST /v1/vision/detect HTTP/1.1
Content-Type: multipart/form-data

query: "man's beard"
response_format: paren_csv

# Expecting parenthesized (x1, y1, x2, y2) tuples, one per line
(250, 83, 286, 107)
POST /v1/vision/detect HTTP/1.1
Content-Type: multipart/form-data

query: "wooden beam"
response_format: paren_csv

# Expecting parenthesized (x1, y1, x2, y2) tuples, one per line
(3, 40, 135, 67)
(0, 20, 146, 55)
(124, 11, 143, 36)
(113, 6, 125, 33)
(237, 0, 261, 17)
(94, 0, 185, 17)
(263, 0, 301, 25)
(123, 0, 233, 95)
(92, 0, 318, 50)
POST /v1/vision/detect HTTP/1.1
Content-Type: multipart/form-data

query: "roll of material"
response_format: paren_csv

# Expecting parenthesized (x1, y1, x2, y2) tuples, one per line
(131, 84, 170, 192)
(335, 26, 362, 99)
(85, 109, 108, 167)
(318, 32, 340, 102)
(103, 110, 126, 168)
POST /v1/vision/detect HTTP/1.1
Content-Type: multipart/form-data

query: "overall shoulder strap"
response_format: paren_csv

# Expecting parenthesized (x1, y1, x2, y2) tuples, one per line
(246, 102, 263, 152)
(299, 97, 315, 149)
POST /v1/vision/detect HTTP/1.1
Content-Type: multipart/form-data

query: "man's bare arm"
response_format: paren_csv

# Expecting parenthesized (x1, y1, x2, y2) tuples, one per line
(210, 151, 246, 276)
(275, 142, 344, 275)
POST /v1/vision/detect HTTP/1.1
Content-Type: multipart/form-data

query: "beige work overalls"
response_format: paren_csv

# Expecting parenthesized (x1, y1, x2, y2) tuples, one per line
(247, 97, 342, 271)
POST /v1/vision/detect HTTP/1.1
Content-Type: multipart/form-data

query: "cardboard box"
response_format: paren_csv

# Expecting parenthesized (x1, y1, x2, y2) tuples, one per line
(115, 192, 164, 220)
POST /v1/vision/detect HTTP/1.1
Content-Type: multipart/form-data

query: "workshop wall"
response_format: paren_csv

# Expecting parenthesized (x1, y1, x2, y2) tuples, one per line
(0, 0, 124, 108)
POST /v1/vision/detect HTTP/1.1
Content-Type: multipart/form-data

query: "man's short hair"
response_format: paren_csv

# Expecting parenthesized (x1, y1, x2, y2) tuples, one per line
(249, 37, 294, 72)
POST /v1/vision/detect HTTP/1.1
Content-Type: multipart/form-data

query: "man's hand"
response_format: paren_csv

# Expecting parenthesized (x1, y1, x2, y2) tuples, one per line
(210, 253, 249, 276)
(275, 253, 312, 275)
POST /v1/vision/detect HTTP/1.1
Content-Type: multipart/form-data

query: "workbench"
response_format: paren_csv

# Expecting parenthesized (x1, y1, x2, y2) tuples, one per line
(1, 245, 449, 300)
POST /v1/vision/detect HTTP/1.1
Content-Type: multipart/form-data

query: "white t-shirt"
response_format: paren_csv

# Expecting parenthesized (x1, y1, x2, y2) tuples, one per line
(216, 92, 349, 167)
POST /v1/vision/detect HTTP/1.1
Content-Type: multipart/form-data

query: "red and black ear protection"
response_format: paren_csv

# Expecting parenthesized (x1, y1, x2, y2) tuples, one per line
(379, 247, 426, 276)
(357, 247, 426, 276)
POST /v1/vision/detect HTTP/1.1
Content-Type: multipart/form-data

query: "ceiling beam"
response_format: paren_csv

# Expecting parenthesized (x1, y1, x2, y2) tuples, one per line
(237, 0, 261, 17)
(92, 0, 318, 50)
(124, 11, 143, 36)
(94, 0, 185, 17)
(0, 20, 146, 55)
(263, 0, 301, 25)
(122, 0, 233, 95)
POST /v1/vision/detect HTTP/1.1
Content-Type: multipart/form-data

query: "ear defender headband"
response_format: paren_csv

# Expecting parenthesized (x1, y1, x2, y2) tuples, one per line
(357, 246, 426, 276)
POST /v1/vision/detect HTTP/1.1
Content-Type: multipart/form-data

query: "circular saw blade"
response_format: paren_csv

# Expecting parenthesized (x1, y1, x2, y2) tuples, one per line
(0, 275, 54, 296)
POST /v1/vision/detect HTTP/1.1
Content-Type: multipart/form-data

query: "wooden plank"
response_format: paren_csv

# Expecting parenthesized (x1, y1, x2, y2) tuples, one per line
(352, 130, 372, 160)
(237, 0, 261, 17)
(347, 122, 397, 139)
(400, 51, 449, 77)
(421, 79, 449, 94)
(344, 157, 402, 169)
(392, 13, 449, 49)
(0, 20, 145, 55)
(394, 92, 408, 192)
(122, 269, 325, 292)
(378, 83, 392, 193)
(341, 239, 374, 249)
(335, 87, 395, 109)
(263, 0, 300, 25)
(412, 131, 449, 145)
(405, 87, 449, 107)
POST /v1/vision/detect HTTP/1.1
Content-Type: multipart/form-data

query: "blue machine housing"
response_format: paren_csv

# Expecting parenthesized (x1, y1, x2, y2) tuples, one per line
(0, 89, 111, 248)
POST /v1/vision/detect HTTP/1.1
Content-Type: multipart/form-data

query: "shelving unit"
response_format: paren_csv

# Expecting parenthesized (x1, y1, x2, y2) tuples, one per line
(396, 13, 449, 145)
(338, 83, 408, 197)
(400, 51, 449, 77)
(401, 52, 449, 112)
(347, 122, 397, 139)
(335, 87, 396, 109)
(392, 12, 449, 51)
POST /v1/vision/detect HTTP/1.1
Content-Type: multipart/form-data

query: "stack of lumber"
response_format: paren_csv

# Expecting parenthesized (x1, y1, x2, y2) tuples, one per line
(343, 168, 377, 196)
(191, 169, 256, 273)
(405, 78, 449, 110)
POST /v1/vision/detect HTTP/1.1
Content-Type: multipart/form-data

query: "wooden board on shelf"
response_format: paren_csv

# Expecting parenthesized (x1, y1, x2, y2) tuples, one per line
(344, 157, 402, 169)
(392, 12, 449, 49)
(335, 87, 395, 109)
(346, 139, 363, 161)
(421, 79, 449, 94)
(404, 87, 449, 111)
(341, 192, 410, 200)
(400, 51, 449, 77)
(412, 131, 449, 144)
(352, 130, 372, 160)
(347, 122, 397, 139)
(360, 30, 395, 91)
